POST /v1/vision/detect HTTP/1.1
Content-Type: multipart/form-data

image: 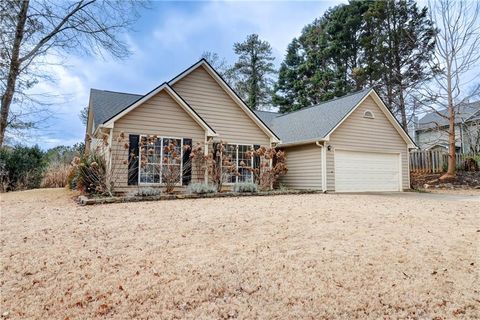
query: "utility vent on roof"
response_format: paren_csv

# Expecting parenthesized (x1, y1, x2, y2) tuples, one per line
(363, 110, 375, 119)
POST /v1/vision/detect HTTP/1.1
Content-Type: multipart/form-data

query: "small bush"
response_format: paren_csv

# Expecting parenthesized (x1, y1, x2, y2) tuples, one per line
(133, 187, 162, 197)
(41, 163, 70, 188)
(186, 182, 217, 194)
(233, 182, 258, 193)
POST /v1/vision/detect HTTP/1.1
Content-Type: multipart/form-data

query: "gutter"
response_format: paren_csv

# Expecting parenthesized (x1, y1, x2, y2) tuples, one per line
(278, 137, 328, 148)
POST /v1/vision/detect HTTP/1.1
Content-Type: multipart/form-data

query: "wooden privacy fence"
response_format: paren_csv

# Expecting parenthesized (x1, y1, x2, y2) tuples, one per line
(409, 150, 478, 173)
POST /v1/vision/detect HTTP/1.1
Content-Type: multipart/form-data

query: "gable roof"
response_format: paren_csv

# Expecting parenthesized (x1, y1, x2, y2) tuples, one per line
(168, 59, 281, 142)
(269, 89, 371, 144)
(101, 83, 217, 136)
(90, 89, 142, 130)
(416, 101, 480, 131)
(256, 88, 415, 148)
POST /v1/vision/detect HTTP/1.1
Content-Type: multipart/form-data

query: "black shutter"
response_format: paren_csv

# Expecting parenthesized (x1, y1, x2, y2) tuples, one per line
(182, 138, 193, 185)
(252, 144, 260, 184)
(253, 144, 261, 169)
(128, 134, 139, 185)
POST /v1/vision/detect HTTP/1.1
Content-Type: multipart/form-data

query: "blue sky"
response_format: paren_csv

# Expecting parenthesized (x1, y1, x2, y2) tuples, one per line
(26, 0, 344, 149)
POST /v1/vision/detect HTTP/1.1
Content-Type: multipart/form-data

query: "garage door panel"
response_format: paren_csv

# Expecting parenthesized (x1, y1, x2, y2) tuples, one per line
(335, 150, 400, 192)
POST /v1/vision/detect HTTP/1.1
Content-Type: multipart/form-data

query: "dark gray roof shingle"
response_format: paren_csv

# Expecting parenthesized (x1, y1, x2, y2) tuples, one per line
(254, 110, 279, 128)
(90, 89, 142, 130)
(269, 88, 372, 144)
(417, 101, 480, 130)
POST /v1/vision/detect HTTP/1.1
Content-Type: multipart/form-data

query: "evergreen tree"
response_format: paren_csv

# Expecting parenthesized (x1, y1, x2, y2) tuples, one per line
(273, 39, 309, 113)
(232, 34, 276, 110)
(274, 0, 436, 125)
(368, 0, 436, 129)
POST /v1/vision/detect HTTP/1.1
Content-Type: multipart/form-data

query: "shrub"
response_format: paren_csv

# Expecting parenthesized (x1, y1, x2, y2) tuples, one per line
(70, 152, 108, 195)
(0, 145, 47, 191)
(186, 182, 217, 194)
(243, 146, 288, 191)
(131, 187, 161, 197)
(233, 182, 258, 193)
(41, 163, 70, 188)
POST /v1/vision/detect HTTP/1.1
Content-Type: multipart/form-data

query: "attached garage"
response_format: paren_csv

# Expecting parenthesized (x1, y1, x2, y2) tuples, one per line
(334, 150, 401, 192)
(256, 88, 417, 193)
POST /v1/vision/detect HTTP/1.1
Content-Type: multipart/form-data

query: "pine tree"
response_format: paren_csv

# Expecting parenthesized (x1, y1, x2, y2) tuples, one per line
(232, 34, 276, 110)
(273, 0, 436, 125)
(273, 39, 309, 113)
(368, 0, 436, 129)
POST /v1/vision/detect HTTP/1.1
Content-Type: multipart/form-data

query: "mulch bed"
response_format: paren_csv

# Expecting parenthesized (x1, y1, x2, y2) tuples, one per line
(77, 189, 324, 206)
(411, 171, 480, 190)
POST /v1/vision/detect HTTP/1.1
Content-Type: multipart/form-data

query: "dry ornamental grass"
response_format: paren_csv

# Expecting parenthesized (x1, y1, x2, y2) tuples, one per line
(0, 188, 479, 319)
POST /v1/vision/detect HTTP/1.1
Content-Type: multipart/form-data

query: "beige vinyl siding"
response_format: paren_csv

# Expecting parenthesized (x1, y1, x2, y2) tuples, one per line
(279, 144, 322, 190)
(172, 65, 270, 146)
(111, 90, 206, 188)
(326, 96, 410, 191)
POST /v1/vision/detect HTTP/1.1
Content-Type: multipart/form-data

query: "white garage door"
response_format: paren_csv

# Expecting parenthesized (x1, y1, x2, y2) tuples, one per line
(335, 150, 400, 192)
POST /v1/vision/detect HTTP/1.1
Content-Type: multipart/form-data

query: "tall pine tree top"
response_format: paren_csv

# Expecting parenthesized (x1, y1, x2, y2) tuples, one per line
(232, 34, 276, 110)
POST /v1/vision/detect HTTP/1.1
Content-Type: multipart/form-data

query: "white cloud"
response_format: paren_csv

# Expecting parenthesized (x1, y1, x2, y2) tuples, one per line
(12, 1, 346, 150)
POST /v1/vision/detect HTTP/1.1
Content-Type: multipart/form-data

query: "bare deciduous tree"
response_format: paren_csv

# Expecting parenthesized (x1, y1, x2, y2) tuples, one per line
(417, 0, 480, 179)
(0, 0, 145, 145)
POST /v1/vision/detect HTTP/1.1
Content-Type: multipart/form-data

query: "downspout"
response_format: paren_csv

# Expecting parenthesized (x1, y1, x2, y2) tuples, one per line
(315, 141, 327, 193)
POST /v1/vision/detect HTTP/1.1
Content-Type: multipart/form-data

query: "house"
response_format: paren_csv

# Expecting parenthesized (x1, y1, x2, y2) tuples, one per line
(85, 59, 416, 193)
(412, 101, 480, 153)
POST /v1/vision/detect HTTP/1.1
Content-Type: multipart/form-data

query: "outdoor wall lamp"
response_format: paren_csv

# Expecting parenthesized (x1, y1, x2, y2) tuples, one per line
(327, 145, 332, 151)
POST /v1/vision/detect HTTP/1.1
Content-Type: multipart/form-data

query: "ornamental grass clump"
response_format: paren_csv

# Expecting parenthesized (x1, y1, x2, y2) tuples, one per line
(70, 153, 108, 196)
(41, 163, 70, 188)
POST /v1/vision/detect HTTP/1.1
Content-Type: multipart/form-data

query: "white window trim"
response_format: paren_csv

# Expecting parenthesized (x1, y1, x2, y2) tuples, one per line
(138, 135, 184, 187)
(223, 143, 254, 185)
(363, 110, 375, 119)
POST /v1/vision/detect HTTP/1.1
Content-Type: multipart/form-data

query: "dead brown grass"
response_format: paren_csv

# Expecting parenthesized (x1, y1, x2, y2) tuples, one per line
(1, 189, 479, 319)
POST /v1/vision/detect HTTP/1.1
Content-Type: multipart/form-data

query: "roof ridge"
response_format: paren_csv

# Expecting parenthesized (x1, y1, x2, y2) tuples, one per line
(91, 88, 143, 96)
(275, 88, 372, 119)
(255, 110, 279, 114)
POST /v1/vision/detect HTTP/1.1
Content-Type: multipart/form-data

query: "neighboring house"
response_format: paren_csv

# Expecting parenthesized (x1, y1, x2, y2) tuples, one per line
(86, 59, 415, 193)
(413, 101, 480, 153)
(256, 89, 416, 192)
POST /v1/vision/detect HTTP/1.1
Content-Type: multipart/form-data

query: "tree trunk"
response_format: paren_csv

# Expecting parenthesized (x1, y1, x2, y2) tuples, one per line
(0, 0, 30, 146)
(398, 85, 408, 130)
(440, 60, 456, 180)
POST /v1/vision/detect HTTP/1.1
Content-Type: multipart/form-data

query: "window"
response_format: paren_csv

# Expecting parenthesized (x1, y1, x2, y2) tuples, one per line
(237, 145, 253, 182)
(363, 110, 375, 119)
(139, 136, 183, 185)
(162, 138, 182, 185)
(222, 144, 254, 183)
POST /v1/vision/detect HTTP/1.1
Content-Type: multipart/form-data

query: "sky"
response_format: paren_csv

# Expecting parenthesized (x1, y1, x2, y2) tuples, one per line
(23, 0, 344, 150)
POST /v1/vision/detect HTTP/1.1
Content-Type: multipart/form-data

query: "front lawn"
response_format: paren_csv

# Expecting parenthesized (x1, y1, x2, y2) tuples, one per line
(1, 188, 478, 319)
